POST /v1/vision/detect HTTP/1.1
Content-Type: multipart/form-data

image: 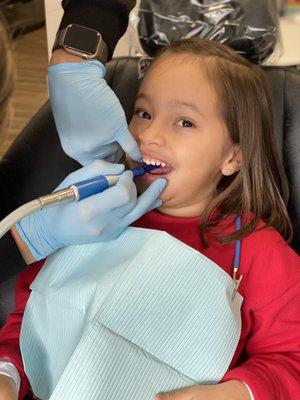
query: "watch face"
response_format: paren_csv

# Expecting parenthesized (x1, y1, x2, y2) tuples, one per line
(64, 24, 100, 55)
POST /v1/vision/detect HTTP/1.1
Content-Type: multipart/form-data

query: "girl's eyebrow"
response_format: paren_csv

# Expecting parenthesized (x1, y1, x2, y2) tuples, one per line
(136, 92, 150, 101)
(168, 99, 206, 120)
(168, 99, 202, 115)
(136, 93, 204, 117)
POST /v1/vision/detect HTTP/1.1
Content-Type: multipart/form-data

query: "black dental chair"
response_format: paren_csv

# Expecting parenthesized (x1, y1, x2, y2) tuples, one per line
(0, 1, 299, 336)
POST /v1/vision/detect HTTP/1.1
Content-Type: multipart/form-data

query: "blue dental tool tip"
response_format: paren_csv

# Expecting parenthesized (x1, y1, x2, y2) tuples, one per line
(72, 165, 160, 202)
(132, 164, 159, 178)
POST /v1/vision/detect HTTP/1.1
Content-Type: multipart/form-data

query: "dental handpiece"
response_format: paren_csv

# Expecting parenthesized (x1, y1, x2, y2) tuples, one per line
(0, 165, 159, 239)
(38, 164, 159, 208)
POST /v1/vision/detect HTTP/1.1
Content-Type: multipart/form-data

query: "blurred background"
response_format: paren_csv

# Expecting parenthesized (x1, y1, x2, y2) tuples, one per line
(0, 0, 300, 157)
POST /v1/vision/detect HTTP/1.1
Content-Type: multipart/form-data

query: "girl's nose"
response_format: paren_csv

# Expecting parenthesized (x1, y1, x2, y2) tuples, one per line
(138, 124, 165, 146)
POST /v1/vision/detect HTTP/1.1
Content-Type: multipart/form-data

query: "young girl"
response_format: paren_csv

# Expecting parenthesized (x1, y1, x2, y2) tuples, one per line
(0, 38, 299, 400)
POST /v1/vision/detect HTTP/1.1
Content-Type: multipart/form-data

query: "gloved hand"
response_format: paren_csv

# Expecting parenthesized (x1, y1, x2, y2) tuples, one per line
(48, 61, 141, 166)
(16, 160, 167, 260)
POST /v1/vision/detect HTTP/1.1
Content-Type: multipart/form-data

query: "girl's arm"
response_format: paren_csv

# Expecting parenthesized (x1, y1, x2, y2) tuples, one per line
(155, 380, 251, 399)
(222, 283, 300, 399)
(0, 261, 44, 399)
(221, 232, 300, 400)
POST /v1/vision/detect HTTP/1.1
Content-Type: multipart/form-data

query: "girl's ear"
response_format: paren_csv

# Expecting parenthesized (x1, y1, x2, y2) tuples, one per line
(221, 145, 242, 176)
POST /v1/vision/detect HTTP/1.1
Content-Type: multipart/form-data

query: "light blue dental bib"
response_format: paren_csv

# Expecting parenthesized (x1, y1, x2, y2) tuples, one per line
(20, 227, 243, 400)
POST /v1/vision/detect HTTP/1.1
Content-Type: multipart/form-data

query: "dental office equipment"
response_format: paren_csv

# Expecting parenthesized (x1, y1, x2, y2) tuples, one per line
(0, 165, 159, 239)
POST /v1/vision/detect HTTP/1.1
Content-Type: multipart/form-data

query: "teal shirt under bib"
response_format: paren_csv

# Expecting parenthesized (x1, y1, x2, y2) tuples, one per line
(20, 227, 243, 400)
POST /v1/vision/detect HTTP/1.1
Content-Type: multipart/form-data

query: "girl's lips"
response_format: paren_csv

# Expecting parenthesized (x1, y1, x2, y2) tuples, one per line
(148, 165, 173, 175)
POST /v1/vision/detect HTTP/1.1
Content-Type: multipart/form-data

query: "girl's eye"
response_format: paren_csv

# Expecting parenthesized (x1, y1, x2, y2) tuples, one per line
(136, 110, 151, 120)
(176, 119, 195, 128)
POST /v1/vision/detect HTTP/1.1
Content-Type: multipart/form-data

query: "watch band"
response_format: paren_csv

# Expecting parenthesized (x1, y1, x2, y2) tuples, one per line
(52, 25, 108, 64)
(52, 28, 67, 52)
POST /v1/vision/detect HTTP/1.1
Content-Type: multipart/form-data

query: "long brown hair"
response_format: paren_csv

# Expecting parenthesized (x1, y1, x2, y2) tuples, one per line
(148, 38, 292, 245)
(0, 15, 13, 142)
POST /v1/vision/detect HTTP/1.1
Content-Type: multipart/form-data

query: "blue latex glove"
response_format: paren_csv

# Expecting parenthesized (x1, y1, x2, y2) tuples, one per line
(48, 61, 141, 166)
(16, 160, 167, 260)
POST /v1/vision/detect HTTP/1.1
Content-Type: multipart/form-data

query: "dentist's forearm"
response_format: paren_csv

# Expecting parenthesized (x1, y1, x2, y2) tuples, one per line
(58, 0, 136, 60)
(50, 2, 138, 66)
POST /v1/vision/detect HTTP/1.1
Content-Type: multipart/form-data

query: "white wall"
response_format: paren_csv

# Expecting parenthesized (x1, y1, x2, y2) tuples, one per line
(44, 0, 300, 65)
(271, 13, 300, 65)
(44, 0, 62, 56)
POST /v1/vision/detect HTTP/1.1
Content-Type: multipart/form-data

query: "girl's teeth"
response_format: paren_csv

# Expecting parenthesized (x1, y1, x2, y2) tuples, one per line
(142, 157, 168, 167)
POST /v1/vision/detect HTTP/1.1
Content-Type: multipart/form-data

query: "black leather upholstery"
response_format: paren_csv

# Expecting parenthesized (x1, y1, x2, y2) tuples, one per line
(0, 57, 299, 326)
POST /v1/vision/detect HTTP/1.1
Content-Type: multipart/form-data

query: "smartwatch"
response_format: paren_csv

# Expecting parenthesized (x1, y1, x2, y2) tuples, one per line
(52, 24, 108, 63)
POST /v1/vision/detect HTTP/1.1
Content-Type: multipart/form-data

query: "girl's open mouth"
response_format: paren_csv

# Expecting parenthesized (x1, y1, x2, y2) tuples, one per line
(141, 155, 174, 176)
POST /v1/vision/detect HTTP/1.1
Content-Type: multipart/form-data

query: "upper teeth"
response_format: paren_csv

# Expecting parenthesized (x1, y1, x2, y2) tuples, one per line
(143, 156, 168, 168)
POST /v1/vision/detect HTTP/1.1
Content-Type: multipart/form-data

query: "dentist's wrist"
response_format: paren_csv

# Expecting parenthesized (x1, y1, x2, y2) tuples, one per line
(58, 1, 135, 60)
(50, 49, 85, 66)
(11, 226, 36, 265)
(15, 211, 60, 261)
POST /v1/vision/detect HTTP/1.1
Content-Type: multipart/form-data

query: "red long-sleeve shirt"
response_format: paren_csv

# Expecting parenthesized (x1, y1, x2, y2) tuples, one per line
(0, 211, 299, 399)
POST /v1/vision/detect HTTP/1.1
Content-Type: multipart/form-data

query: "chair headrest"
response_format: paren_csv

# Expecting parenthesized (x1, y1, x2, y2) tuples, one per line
(137, 0, 278, 64)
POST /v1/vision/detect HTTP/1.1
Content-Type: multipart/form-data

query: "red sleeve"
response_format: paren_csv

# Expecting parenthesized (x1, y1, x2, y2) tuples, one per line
(222, 231, 300, 400)
(0, 261, 45, 400)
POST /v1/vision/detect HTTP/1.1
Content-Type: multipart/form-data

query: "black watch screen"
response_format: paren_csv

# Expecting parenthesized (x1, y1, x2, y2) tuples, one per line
(64, 24, 100, 55)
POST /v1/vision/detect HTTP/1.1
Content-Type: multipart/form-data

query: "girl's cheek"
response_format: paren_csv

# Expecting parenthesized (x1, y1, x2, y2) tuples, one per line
(129, 123, 139, 141)
(128, 121, 136, 135)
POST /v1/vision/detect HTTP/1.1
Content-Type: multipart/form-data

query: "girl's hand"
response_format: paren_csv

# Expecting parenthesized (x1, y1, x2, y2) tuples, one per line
(154, 380, 251, 400)
(0, 375, 17, 400)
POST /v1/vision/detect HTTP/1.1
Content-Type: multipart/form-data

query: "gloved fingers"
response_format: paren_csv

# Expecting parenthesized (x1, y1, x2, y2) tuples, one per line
(105, 144, 124, 164)
(57, 160, 125, 188)
(125, 178, 167, 225)
(107, 171, 141, 218)
(145, 198, 163, 214)
(110, 169, 137, 210)
(116, 126, 142, 162)
(75, 170, 136, 220)
(122, 197, 162, 222)
(64, 142, 121, 167)
(83, 142, 120, 165)
(49, 59, 137, 166)
(113, 197, 138, 219)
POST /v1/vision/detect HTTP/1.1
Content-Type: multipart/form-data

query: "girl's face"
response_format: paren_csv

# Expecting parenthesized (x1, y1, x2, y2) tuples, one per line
(127, 53, 239, 217)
